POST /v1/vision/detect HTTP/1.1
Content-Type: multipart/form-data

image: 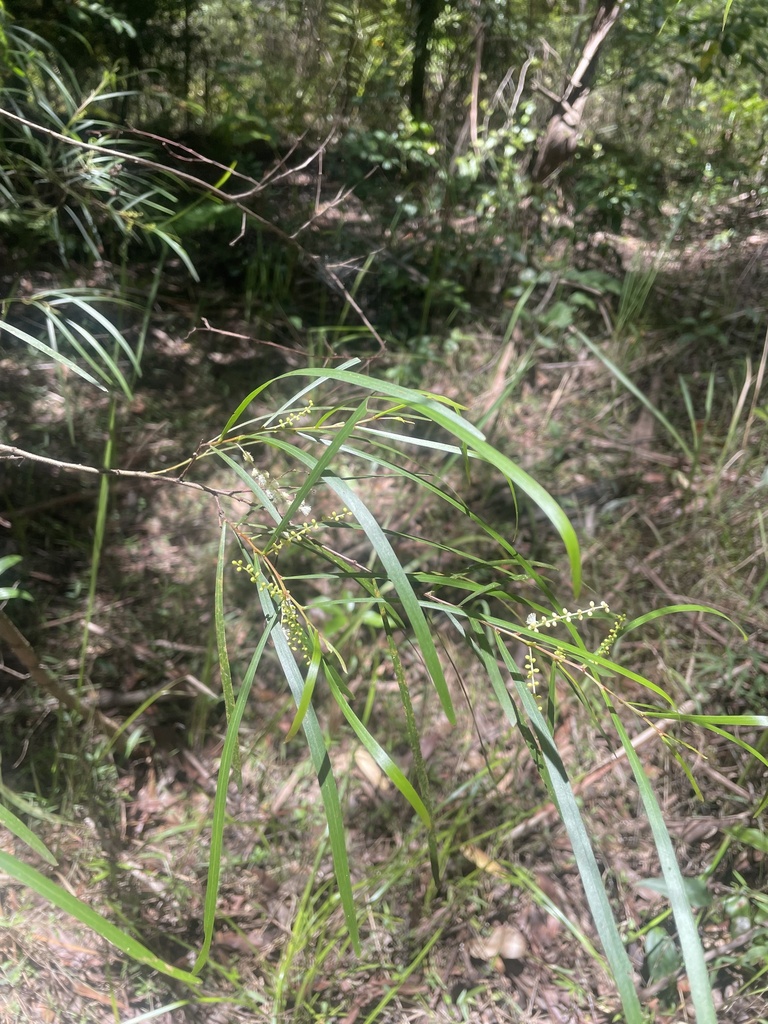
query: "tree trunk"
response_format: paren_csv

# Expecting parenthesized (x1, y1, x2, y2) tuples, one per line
(530, 0, 622, 183)
(409, 0, 444, 120)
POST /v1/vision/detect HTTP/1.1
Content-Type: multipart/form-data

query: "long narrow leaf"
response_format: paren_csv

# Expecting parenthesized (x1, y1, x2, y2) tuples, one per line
(325, 474, 455, 724)
(0, 319, 106, 390)
(253, 575, 359, 950)
(494, 639, 644, 1022)
(222, 367, 581, 594)
(325, 662, 432, 827)
(0, 804, 57, 865)
(193, 615, 276, 974)
(267, 399, 371, 550)
(622, 604, 746, 640)
(574, 329, 693, 461)
(55, 294, 141, 372)
(0, 851, 201, 986)
(43, 311, 114, 386)
(63, 318, 132, 397)
(285, 632, 323, 741)
(215, 524, 240, 780)
(608, 709, 717, 1024)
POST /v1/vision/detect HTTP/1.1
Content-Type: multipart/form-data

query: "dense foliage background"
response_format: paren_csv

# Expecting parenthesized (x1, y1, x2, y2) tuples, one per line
(1, 1, 767, 1022)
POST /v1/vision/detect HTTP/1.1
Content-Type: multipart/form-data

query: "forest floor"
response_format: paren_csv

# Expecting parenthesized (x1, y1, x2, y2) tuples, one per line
(1, 216, 767, 1024)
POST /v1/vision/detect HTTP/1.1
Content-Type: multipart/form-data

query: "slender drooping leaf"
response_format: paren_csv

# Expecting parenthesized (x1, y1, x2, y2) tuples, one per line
(608, 709, 717, 1024)
(215, 523, 240, 779)
(325, 662, 432, 828)
(0, 851, 201, 985)
(220, 365, 581, 595)
(328, 473, 455, 722)
(193, 615, 276, 974)
(250, 569, 360, 951)
(0, 804, 57, 865)
(498, 643, 644, 1023)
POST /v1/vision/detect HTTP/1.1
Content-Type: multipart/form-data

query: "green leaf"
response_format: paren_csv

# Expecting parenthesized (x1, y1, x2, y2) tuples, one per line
(221, 365, 581, 595)
(609, 710, 717, 1023)
(451, 612, 639, 1011)
(215, 524, 240, 781)
(0, 318, 107, 391)
(645, 926, 681, 983)
(622, 604, 746, 641)
(252, 573, 360, 951)
(193, 615, 276, 975)
(0, 851, 201, 986)
(325, 474, 455, 724)
(0, 803, 57, 865)
(637, 875, 713, 908)
(494, 639, 644, 1022)
(725, 825, 768, 854)
(0, 554, 31, 602)
(150, 227, 200, 282)
(285, 632, 323, 741)
(326, 663, 432, 827)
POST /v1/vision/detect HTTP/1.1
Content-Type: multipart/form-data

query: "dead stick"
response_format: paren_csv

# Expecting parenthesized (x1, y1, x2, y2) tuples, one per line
(0, 610, 127, 753)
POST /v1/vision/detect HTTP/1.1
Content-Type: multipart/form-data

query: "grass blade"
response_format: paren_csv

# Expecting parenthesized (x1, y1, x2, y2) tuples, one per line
(573, 328, 693, 461)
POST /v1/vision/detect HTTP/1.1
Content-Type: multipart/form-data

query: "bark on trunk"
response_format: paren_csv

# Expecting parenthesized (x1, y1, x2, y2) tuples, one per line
(530, 0, 622, 183)
(410, 0, 444, 120)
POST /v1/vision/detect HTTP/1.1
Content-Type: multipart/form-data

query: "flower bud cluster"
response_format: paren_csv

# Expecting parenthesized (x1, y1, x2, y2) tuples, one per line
(270, 508, 351, 555)
(525, 600, 610, 632)
(275, 399, 314, 431)
(596, 613, 626, 657)
(281, 599, 310, 661)
(522, 600, 616, 707)
(231, 560, 310, 660)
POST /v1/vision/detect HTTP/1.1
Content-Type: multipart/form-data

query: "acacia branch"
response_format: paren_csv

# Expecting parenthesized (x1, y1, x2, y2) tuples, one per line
(0, 443, 243, 500)
(0, 108, 386, 350)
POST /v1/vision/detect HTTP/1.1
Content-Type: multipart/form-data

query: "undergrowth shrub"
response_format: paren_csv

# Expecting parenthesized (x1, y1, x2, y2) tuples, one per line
(5, 353, 764, 1023)
(1, 12, 766, 1020)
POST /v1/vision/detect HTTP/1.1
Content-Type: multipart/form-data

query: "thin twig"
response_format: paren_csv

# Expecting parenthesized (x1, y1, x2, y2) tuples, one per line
(0, 108, 387, 350)
(0, 443, 245, 500)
